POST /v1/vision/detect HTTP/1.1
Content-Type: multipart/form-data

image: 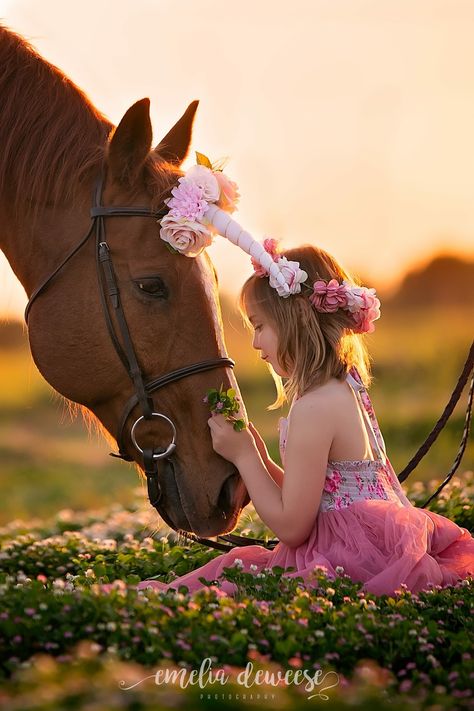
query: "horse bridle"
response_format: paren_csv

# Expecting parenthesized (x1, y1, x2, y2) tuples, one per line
(24, 173, 235, 509)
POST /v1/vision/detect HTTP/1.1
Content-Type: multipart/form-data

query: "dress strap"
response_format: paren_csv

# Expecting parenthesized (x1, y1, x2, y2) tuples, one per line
(346, 367, 387, 465)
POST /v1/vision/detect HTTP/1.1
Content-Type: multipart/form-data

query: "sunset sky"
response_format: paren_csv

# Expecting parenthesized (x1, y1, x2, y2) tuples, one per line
(1, 0, 473, 319)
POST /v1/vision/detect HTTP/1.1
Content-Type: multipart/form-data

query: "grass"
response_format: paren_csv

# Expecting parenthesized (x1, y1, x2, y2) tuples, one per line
(0, 473, 472, 709)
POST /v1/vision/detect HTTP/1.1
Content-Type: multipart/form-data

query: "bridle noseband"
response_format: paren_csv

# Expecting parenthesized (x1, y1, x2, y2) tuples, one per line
(24, 174, 235, 508)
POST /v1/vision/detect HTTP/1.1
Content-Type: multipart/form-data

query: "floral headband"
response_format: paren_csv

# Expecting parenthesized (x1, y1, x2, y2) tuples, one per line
(159, 153, 380, 334)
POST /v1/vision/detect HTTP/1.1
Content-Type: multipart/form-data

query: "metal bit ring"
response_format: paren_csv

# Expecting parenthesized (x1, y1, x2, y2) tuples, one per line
(130, 413, 177, 460)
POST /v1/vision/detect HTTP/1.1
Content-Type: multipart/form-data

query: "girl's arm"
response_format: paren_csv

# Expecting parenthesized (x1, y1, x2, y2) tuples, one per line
(248, 422, 284, 488)
(234, 394, 334, 548)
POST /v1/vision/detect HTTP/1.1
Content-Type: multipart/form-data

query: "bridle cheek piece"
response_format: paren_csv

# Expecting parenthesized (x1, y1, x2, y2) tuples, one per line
(24, 174, 235, 508)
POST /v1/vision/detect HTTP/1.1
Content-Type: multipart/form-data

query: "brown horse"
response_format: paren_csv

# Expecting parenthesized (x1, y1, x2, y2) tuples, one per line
(0, 24, 250, 536)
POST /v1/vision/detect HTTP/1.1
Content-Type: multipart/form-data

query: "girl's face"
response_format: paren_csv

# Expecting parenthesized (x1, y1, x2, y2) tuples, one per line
(247, 305, 290, 377)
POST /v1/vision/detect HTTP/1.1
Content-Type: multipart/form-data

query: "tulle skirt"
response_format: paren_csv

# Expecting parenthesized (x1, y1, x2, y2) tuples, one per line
(137, 500, 474, 597)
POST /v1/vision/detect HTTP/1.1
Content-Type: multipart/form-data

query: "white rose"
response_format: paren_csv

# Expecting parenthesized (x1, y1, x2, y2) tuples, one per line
(160, 214, 213, 257)
(185, 165, 220, 202)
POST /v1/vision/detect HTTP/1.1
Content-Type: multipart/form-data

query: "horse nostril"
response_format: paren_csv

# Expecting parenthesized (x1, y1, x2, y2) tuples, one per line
(219, 470, 249, 514)
(218, 473, 239, 511)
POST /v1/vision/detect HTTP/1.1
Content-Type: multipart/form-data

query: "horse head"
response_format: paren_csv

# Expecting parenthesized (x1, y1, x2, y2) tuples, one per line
(23, 98, 250, 536)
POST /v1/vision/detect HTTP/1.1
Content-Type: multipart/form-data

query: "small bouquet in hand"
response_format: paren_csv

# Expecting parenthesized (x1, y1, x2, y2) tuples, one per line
(204, 385, 246, 431)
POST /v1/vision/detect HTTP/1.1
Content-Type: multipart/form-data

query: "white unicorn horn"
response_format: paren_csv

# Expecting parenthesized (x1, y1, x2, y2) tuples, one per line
(204, 204, 291, 295)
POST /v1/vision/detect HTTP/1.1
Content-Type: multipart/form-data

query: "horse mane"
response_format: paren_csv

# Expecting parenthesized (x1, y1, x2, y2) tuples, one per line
(0, 24, 112, 224)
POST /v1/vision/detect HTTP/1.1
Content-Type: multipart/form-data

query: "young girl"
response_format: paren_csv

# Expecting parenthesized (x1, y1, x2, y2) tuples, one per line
(138, 243, 474, 597)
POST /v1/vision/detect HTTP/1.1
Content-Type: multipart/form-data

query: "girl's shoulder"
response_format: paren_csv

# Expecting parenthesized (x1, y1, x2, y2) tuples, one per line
(289, 378, 347, 419)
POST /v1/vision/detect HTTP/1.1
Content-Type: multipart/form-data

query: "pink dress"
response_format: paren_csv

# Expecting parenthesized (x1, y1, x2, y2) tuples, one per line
(137, 367, 474, 597)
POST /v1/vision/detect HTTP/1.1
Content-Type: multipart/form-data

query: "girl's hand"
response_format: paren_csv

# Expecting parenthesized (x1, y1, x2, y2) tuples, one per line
(208, 413, 257, 465)
(248, 422, 270, 464)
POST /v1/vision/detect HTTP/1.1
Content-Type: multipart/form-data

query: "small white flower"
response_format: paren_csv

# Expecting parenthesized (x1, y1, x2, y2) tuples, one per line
(233, 558, 244, 568)
(250, 564, 258, 572)
(335, 566, 345, 574)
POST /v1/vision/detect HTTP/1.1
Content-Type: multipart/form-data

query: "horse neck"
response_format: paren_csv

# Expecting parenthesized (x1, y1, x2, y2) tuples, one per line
(1, 190, 94, 301)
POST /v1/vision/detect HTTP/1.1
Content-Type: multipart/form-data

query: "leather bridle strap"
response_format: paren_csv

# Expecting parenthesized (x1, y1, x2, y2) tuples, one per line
(112, 357, 236, 461)
(90, 175, 234, 480)
(25, 221, 96, 323)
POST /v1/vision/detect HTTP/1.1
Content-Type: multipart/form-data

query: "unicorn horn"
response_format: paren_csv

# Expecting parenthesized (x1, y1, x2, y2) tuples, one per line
(204, 204, 291, 296)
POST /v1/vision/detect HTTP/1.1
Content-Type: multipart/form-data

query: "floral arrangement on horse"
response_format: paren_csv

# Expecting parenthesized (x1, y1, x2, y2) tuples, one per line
(159, 151, 240, 257)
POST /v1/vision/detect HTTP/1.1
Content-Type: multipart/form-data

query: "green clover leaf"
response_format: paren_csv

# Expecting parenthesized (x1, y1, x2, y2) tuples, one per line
(205, 386, 246, 431)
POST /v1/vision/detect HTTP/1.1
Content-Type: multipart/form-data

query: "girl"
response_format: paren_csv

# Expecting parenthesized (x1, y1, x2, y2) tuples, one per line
(138, 243, 474, 597)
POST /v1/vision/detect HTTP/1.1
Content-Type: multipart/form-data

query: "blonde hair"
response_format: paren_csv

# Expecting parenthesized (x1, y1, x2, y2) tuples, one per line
(238, 244, 373, 410)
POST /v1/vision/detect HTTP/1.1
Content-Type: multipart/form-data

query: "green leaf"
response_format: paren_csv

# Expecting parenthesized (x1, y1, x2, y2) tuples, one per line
(226, 388, 236, 399)
(164, 242, 179, 255)
(195, 151, 213, 169)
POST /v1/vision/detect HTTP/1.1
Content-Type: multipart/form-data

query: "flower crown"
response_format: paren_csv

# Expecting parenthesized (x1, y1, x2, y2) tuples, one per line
(158, 152, 381, 334)
(250, 238, 381, 334)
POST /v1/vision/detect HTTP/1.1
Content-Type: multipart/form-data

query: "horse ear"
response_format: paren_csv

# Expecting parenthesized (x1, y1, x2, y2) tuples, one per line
(154, 100, 199, 165)
(107, 98, 153, 184)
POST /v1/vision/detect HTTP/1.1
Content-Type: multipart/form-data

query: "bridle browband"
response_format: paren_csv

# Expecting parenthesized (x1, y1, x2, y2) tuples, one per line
(24, 173, 235, 509)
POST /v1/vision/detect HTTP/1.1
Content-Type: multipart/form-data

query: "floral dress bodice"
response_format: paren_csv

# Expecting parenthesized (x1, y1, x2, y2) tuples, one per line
(278, 367, 411, 513)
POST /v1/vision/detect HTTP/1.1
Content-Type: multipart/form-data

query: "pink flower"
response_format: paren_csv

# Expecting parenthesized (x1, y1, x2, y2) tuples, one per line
(309, 279, 348, 313)
(160, 214, 213, 257)
(185, 165, 220, 202)
(262, 238, 280, 259)
(166, 177, 209, 221)
(288, 656, 303, 667)
(344, 284, 381, 334)
(215, 171, 240, 213)
(323, 470, 342, 493)
(251, 238, 280, 277)
(269, 257, 308, 297)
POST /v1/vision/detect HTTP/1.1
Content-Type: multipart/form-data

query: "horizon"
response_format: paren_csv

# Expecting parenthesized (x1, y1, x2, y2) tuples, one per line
(1, 0, 474, 319)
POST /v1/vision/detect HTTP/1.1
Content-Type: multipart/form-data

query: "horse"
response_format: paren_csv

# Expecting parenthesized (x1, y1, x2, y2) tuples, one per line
(0, 24, 250, 537)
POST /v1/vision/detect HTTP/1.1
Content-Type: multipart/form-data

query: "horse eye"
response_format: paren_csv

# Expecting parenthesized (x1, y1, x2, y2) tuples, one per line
(134, 277, 168, 298)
